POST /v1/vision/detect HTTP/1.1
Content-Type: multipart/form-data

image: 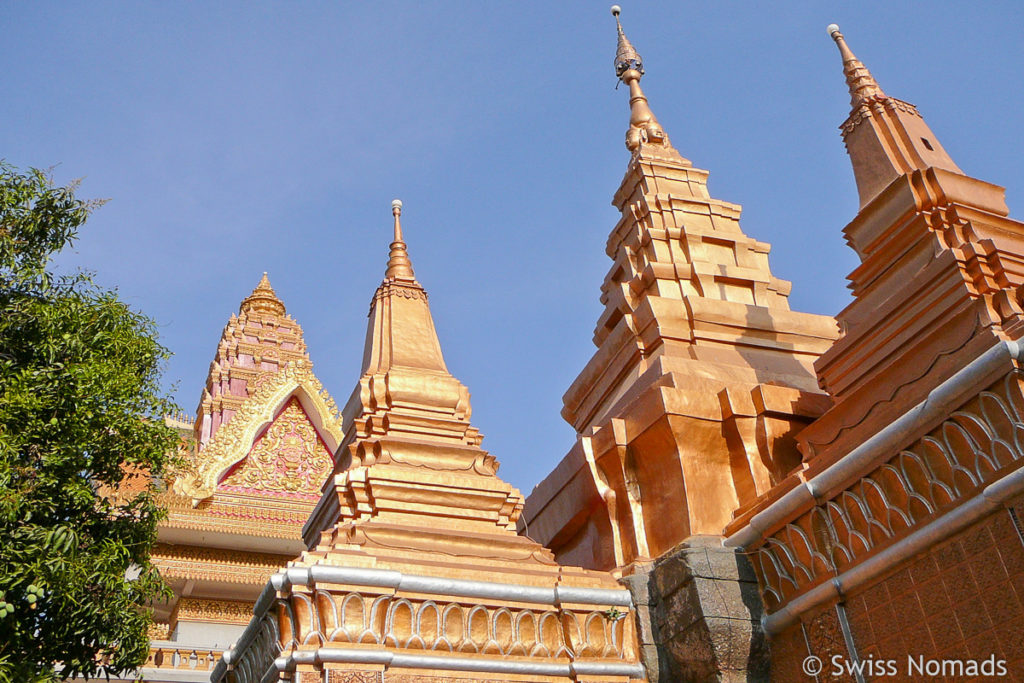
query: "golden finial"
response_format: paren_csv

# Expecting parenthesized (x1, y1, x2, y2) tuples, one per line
(827, 24, 886, 108)
(612, 5, 642, 80)
(385, 199, 415, 281)
(611, 6, 669, 152)
(240, 272, 286, 316)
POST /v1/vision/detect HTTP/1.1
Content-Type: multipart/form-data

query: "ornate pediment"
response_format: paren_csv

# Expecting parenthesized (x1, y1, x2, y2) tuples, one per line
(218, 396, 332, 499)
(173, 360, 343, 505)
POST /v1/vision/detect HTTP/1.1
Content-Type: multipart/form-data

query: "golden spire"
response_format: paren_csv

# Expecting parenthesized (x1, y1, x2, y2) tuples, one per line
(827, 24, 886, 108)
(611, 5, 670, 152)
(240, 272, 286, 316)
(612, 5, 641, 78)
(362, 200, 447, 376)
(826, 23, 963, 207)
(384, 198, 415, 281)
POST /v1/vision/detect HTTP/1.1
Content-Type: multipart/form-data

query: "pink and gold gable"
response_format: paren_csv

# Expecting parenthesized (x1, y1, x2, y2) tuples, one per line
(170, 275, 344, 508)
(217, 397, 333, 501)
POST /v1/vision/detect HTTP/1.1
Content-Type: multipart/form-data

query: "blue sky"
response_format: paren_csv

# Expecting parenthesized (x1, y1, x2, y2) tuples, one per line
(3, 2, 1023, 496)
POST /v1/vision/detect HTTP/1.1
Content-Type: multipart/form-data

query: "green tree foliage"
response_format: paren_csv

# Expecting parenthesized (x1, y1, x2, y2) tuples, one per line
(0, 164, 179, 680)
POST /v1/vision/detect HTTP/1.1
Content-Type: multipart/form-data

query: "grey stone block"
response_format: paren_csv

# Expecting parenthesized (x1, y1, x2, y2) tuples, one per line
(633, 602, 657, 645)
(619, 571, 654, 605)
(621, 534, 770, 682)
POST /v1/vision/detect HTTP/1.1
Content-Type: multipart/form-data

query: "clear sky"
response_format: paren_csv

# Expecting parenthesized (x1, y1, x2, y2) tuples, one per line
(3, 2, 1023, 496)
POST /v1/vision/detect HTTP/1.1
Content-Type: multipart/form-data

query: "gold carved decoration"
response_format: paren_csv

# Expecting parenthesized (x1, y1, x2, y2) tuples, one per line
(173, 360, 343, 504)
(147, 621, 171, 640)
(151, 544, 286, 584)
(220, 397, 333, 496)
(175, 598, 253, 625)
(327, 673, 380, 683)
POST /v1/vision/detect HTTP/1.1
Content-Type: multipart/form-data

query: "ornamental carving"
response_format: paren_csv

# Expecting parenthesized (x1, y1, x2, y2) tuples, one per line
(147, 621, 171, 640)
(224, 592, 632, 683)
(173, 361, 343, 503)
(328, 673, 380, 683)
(840, 96, 921, 135)
(175, 598, 253, 625)
(150, 545, 286, 584)
(292, 592, 625, 660)
(753, 370, 1024, 611)
(219, 397, 333, 498)
(368, 282, 428, 315)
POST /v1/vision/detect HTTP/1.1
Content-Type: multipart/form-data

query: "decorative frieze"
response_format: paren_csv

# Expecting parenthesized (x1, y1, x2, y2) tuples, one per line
(752, 370, 1024, 611)
(151, 545, 287, 585)
(223, 591, 634, 683)
(176, 598, 253, 625)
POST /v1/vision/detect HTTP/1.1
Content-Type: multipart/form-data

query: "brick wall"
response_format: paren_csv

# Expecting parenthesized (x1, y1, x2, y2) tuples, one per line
(769, 503, 1024, 681)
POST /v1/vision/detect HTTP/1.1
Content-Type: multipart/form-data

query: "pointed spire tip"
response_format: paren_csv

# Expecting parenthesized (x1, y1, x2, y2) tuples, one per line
(385, 198, 415, 280)
(611, 6, 672, 152)
(241, 271, 285, 316)
(828, 24, 886, 108)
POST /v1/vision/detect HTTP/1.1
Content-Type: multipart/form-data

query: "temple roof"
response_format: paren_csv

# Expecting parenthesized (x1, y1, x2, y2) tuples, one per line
(169, 275, 343, 510)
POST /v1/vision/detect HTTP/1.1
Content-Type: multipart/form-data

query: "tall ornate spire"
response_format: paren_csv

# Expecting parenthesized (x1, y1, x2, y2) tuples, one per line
(194, 273, 308, 449)
(611, 5, 670, 152)
(826, 23, 962, 207)
(522, 9, 839, 573)
(827, 24, 886, 107)
(796, 23, 1015, 470)
(220, 203, 645, 683)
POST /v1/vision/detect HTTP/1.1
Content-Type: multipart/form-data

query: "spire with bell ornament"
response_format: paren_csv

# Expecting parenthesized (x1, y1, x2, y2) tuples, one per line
(525, 7, 839, 572)
(612, 5, 672, 153)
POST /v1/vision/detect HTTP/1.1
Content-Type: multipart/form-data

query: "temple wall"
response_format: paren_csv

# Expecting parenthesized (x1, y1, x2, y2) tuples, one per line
(768, 502, 1024, 681)
(173, 620, 247, 649)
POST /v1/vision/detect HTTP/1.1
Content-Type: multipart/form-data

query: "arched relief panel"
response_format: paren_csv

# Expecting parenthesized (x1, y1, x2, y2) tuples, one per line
(217, 396, 333, 499)
(173, 361, 343, 503)
(285, 593, 631, 663)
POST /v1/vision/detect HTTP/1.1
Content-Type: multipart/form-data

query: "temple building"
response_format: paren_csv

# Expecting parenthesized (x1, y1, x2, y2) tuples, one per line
(528, 11, 1024, 681)
(137, 275, 345, 677)
(722, 24, 1024, 681)
(132, 8, 1024, 682)
(209, 201, 645, 682)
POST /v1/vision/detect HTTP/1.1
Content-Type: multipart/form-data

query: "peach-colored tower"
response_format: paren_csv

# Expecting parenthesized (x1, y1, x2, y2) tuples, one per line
(523, 8, 837, 572)
(213, 203, 647, 683)
(725, 25, 1024, 679)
